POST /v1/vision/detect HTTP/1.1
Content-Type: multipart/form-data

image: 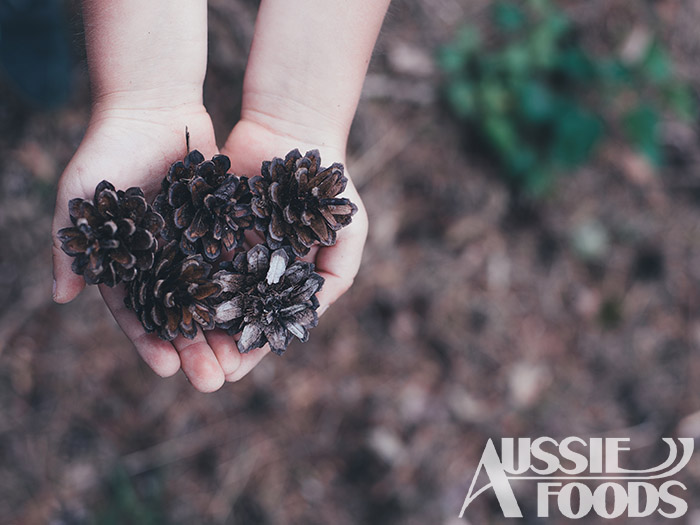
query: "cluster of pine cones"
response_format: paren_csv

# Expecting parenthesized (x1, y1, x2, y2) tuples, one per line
(57, 148, 357, 355)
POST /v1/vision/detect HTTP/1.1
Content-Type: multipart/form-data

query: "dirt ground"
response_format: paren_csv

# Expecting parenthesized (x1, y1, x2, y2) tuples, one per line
(2, 0, 700, 523)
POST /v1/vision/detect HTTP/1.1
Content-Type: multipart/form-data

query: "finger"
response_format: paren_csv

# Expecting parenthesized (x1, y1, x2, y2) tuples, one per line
(313, 183, 368, 314)
(173, 331, 226, 392)
(208, 329, 271, 383)
(52, 234, 85, 303)
(225, 344, 271, 383)
(52, 180, 88, 303)
(205, 329, 242, 377)
(100, 284, 182, 377)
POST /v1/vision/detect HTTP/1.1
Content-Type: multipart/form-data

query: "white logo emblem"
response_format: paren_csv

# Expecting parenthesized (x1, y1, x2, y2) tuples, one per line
(460, 437, 694, 519)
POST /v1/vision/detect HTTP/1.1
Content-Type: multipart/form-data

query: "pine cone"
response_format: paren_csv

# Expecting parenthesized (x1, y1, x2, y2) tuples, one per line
(249, 149, 358, 257)
(124, 241, 221, 341)
(212, 244, 324, 355)
(57, 181, 164, 286)
(154, 151, 253, 261)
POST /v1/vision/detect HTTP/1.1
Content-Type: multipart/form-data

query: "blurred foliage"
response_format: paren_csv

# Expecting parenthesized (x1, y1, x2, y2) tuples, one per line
(438, 0, 697, 195)
(93, 467, 166, 525)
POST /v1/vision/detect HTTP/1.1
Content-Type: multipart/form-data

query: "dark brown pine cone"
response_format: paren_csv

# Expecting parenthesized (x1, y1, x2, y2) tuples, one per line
(57, 181, 164, 286)
(249, 149, 358, 257)
(154, 151, 254, 261)
(212, 244, 324, 355)
(124, 241, 221, 341)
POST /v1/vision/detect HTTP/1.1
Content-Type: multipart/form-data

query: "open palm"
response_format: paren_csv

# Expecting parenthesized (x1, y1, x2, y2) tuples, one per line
(222, 119, 368, 315)
(52, 108, 367, 392)
(53, 107, 270, 391)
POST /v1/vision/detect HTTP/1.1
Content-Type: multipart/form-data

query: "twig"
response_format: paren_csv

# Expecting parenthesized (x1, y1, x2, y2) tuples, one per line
(121, 420, 258, 476)
(349, 119, 424, 190)
(208, 444, 263, 523)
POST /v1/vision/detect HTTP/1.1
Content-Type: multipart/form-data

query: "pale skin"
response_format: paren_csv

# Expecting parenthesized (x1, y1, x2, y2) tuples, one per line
(51, 0, 390, 392)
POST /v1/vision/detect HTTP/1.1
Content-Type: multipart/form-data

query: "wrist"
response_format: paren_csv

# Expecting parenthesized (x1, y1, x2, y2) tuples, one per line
(223, 118, 348, 180)
(239, 0, 391, 160)
(89, 98, 207, 129)
(239, 95, 349, 159)
(91, 84, 203, 114)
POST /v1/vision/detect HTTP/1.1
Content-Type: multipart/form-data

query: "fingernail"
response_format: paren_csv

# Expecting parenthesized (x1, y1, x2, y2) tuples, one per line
(52, 279, 57, 300)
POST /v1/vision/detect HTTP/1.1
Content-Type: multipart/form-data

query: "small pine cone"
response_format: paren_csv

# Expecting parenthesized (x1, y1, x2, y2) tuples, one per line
(212, 244, 324, 355)
(249, 149, 358, 257)
(57, 181, 164, 286)
(154, 151, 253, 261)
(124, 241, 221, 341)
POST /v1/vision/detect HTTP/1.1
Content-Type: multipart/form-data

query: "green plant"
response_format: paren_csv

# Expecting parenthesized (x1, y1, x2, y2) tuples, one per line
(438, 0, 696, 195)
(93, 467, 166, 525)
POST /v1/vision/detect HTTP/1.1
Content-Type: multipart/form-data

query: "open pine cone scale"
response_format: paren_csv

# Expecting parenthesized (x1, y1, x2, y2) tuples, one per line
(125, 241, 222, 341)
(212, 245, 324, 355)
(155, 150, 253, 262)
(250, 149, 357, 257)
(57, 181, 164, 286)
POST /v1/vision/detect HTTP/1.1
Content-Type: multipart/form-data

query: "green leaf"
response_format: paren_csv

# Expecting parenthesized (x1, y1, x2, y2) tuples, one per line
(446, 81, 477, 118)
(437, 27, 481, 74)
(596, 58, 632, 88)
(551, 103, 603, 168)
(493, 1, 525, 31)
(528, 24, 558, 69)
(483, 116, 519, 155)
(479, 79, 510, 114)
(528, 8, 571, 70)
(556, 48, 596, 81)
(641, 40, 671, 84)
(623, 104, 662, 165)
(96, 467, 165, 525)
(541, 11, 571, 41)
(437, 47, 466, 75)
(517, 81, 555, 122)
(507, 146, 537, 176)
(501, 45, 532, 77)
(454, 26, 481, 56)
(529, 0, 554, 17)
(523, 167, 556, 196)
(663, 83, 697, 122)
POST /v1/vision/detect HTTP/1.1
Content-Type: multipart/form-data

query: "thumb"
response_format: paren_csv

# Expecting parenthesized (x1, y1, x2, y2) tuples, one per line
(52, 184, 86, 303)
